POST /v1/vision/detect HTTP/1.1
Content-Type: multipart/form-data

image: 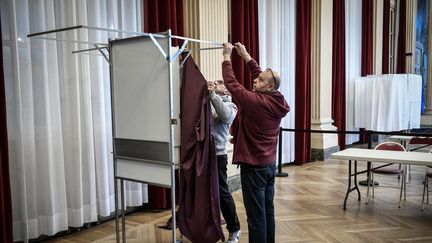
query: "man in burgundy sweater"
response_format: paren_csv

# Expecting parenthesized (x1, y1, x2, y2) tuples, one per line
(222, 42, 290, 243)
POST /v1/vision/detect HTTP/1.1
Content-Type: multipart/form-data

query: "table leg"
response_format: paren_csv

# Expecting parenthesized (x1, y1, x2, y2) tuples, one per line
(354, 161, 361, 200)
(344, 160, 361, 210)
(344, 160, 352, 210)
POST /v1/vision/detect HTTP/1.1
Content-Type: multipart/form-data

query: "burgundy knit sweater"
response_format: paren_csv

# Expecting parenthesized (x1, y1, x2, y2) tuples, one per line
(222, 59, 290, 166)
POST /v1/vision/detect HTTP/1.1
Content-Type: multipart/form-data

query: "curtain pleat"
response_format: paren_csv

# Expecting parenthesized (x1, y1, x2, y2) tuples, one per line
(258, 0, 296, 163)
(345, 0, 361, 145)
(144, 0, 183, 46)
(382, 0, 390, 74)
(332, 0, 346, 150)
(0, 11, 14, 243)
(143, 0, 184, 209)
(294, 0, 312, 164)
(231, 0, 260, 90)
(360, 0, 374, 143)
(361, 0, 374, 76)
(229, 0, 260, 155)
(396, 0, 407, 73)
(1, 0, 145, 240)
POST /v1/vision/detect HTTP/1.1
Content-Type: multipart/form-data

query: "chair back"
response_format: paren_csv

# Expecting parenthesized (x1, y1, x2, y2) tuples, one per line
(375, 141, 406, 152)
(409, 137, 432, 145)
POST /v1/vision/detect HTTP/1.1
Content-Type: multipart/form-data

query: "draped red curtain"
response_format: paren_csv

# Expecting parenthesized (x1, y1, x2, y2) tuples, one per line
(361, 0, 374, 76)
(0, 14, 14, 243)
(382, 0, 391, 74)
(396, 0, 407, 73)
(229, 0, 260, 146)
(144, 0, 184, 209)
(144, 0, 184, 46)
(360, 0, 374, 143)
(230, 0, 260, 90)
(332, 0, 346, 150)
(294, 0, 312, 164)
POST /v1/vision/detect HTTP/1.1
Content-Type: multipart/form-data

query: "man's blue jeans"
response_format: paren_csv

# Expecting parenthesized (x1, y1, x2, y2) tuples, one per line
(240, 164, 276, 243)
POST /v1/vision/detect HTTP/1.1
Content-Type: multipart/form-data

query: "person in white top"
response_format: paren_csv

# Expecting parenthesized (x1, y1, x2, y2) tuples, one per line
(207, 80, 241, 243)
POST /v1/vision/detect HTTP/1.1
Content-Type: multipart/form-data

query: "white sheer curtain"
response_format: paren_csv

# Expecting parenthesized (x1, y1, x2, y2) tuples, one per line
(345, 0, 362, 145)
(258, 0, 296, 164)
(1, 0, 147, 241)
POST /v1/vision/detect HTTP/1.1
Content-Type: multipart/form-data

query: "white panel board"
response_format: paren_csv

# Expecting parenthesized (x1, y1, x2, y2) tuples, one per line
(116, 159, 172, 187)
(111, 37, 180, 143)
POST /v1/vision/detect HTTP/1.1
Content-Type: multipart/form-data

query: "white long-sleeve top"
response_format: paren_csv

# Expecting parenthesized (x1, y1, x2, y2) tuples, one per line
(209, 91, 237, 155)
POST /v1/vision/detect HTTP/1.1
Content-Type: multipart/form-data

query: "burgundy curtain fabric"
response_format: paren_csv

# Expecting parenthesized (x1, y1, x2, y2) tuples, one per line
(360, 0, 374, 143)
(178, 55, 224, 243)
(229, 0, 260, 147)
(382, 0, 390, 74)
(144, 0, 184, 209)
(332, 0, 346, 150)
(396, 0, 407, 73)
(230, 0, 259, 90)
(144, 0, 184, 46)
(0, 15, 14, 243)
(294, 0, 312, 164)
(361, 0, 374, 76)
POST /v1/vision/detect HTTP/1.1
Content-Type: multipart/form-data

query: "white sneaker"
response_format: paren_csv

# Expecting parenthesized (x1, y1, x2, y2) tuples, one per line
(227, 229, 241, 243)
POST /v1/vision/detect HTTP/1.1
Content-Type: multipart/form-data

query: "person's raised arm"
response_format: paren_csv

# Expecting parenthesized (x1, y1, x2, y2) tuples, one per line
(207, 81, 237, 123)
(234, 42, 252, 63)
(222, 43, 261, 109)
(223, 43, 233, 62)
(234, 43, 261, 79)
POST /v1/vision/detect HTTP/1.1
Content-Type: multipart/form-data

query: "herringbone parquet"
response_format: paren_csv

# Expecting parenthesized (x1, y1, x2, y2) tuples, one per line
(44, 159, 432, 243)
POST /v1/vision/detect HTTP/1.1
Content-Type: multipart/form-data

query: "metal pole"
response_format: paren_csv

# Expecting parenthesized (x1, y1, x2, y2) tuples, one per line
(114, 176, 119, 243)
(276, 127, 288, 177)
(121, 179, 126, 243)
(107, 42, 120, 243)
(359, 130, 379, 186)
(367, 130, 372, 149)
(167, 29, 178, 243)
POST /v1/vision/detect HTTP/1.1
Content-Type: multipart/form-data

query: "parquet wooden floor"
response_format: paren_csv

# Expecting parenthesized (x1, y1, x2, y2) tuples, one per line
(44, 159, 432, 242)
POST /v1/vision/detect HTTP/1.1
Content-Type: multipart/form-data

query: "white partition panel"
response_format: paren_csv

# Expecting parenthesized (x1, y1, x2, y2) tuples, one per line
(110, 36, 180, 167)
(112, 37, 170, 142)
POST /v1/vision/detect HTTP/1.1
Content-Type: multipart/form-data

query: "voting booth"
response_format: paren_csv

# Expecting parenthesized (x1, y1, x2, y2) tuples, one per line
(354, 74, 422, 131)
(110, 34, 182, 243)
(28, 26, 223, 243)
(110, 36, 181, 187)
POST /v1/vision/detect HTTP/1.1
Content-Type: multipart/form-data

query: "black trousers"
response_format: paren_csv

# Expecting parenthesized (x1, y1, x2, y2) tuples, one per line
(217, 154, 241, 233)
(241, 164, 276, 243)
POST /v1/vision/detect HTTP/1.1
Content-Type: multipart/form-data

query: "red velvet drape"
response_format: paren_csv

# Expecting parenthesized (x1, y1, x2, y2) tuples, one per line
(295, 0, 312, 164)
(332, 0, 346, 150)
(144, 0, 184, 46)
(396, 0, 407, 73)
(361, 0, 374, 76)
(382, 0, 390, 74)
(360, 0, 374, 143)
(144, 0, 184, 209)
(0, 14, 14, 243)
(229, 0, 260, 146)
(230, 0, 260, 90)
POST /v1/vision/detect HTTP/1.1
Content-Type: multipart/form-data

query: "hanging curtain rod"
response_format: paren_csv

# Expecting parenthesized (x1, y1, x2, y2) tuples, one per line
(28, 25, 224, 46)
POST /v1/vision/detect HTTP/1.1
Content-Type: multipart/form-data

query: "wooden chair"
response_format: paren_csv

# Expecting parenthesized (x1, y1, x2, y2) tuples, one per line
(366, 142, 407, 208)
